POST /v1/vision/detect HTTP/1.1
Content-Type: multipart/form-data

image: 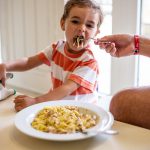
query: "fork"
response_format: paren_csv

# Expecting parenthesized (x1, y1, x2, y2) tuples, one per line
(80, 112, 119, 136)
(81, 129, 119, 135)
(90, 38, 111, 44)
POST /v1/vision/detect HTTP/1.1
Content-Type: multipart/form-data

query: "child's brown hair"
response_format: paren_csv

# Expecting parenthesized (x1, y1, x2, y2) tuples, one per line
(61, 0, 103, 27)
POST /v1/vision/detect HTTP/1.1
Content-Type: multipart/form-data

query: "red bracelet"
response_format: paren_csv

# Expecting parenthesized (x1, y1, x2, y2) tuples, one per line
(133, 35, 139, 55)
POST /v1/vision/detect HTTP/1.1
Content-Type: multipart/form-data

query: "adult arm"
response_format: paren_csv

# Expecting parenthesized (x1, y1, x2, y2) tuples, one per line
(97, 34, 150, 57)
(109, 86, 150, 129)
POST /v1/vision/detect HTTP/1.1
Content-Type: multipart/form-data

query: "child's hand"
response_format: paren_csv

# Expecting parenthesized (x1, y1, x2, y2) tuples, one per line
(14, 95, 36, 112)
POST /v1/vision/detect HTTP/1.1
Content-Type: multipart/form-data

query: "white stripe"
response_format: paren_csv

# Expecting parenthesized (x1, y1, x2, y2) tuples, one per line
(79, 51, 94, 62)
(51, 62, 70, 82)
(42, 45, 52, 62)
(73, 66, 97, 84)
(52, 62, 97, 86)
(42, 41, 65, 62)
(56, 41, 94, 62)
(42, 41, 98, 89)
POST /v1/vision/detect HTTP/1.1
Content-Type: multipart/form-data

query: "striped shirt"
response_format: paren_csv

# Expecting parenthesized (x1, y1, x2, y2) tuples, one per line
(38, 40, 99, 104)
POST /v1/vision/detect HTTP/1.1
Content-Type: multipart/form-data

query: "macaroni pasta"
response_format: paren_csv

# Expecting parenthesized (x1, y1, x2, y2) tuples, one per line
(31, 106, 98, 134)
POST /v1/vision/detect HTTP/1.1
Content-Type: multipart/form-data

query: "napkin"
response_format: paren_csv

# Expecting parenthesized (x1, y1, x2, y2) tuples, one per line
(0, 83, 16, 100)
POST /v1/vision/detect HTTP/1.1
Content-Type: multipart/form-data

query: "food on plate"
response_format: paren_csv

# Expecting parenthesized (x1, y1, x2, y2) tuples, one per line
(31, 106, 99, 134)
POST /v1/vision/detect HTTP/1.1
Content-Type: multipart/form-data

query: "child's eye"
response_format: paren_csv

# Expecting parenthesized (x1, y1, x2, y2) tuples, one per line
(86, 24, 94, 28)
(71, 20, 79, 24)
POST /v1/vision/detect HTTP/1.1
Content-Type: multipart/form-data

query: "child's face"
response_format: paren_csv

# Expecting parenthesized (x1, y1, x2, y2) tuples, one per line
(61, 6, 100, 52)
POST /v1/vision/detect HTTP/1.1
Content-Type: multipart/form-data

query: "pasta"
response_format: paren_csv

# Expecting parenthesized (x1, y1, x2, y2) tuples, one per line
(73, 36, 84, 48)
(31, 106, 98, 134)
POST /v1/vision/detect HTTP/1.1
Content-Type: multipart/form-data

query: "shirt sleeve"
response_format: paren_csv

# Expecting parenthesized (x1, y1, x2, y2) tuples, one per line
(68, 59, 99, 91)
(38, 45, 54, 66)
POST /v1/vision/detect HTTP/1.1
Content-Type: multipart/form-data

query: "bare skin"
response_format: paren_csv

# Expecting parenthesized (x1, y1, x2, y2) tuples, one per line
(109, 87, 150, 129)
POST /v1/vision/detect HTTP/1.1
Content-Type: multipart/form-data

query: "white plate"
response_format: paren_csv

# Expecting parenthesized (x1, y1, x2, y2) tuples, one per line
(15, 100, 114, 141)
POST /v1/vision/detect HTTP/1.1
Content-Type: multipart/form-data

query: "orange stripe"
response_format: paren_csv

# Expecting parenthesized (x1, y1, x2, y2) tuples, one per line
(38, 53, 51, 66)
(69, 74, 95, 91)
(52, 77, 93, 95)
(83, 49, 99, 72)
(52, 77, 63, 89)
(52, 50, 73, 70)
(71, 86, 92, 95)
(52, 43, 57, 50)
(52, 50, 83, 71)
(78, 59, 99, 72)
(52, 50, 98, 73)
(64, 45, 86, 58)
(78, 48, 99, 72)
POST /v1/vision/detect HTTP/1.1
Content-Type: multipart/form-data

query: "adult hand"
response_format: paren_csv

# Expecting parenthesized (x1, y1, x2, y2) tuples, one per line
(95, 34, 135, 57)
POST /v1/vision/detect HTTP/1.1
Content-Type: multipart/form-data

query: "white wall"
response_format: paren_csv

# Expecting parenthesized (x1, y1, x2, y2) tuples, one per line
(110, 0, 141, 94)
(0, 0, 64, 94)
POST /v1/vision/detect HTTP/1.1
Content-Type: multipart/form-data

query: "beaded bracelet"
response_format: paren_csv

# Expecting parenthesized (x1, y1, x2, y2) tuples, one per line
(133, 35, 139, 55)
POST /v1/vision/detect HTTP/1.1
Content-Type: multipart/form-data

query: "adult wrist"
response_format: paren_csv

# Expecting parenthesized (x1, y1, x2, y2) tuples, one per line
(133, 35, 140, 55)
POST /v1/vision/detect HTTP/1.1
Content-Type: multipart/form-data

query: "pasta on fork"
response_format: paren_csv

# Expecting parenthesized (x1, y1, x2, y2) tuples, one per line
(73, 35, 84, 48)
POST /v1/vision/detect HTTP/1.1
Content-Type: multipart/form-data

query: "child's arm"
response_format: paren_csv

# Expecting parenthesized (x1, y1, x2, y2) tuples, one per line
(14, 79, 79, 112)
(36, 80, 79, 101)
(0, 54, 42, 86)
(5, 54, 43, 72)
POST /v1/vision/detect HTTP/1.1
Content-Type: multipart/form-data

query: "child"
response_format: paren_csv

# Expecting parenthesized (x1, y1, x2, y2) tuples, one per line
(0, 0, 103, 111)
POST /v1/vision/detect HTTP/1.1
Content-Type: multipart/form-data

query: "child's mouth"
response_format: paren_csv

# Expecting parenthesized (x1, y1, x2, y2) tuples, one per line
(73, 35, 84, 48)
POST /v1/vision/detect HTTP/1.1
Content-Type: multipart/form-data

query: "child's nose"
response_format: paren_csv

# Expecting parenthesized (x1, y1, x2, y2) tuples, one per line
(78, 24, 86, 34)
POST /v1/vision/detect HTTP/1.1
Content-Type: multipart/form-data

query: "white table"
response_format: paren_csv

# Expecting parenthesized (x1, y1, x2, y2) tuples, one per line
(0, 94, 150, 150)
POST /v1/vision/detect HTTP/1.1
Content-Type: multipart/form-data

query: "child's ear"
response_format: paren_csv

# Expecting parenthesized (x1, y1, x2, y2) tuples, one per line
(60, 19, 65, 31)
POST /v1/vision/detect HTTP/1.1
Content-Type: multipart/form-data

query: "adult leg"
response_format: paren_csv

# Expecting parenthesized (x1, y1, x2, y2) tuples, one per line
(109, 86, 150, 129)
